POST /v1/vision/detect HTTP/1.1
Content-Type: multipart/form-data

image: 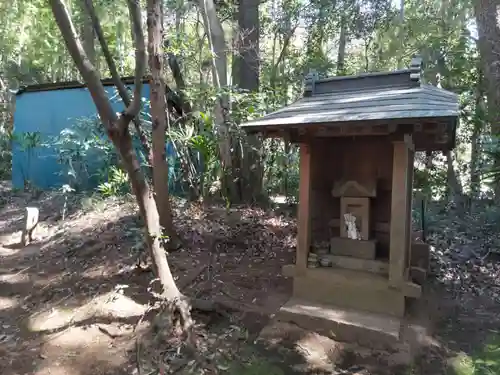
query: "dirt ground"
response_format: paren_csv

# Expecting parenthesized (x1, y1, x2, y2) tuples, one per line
(0, 184, 499, 375)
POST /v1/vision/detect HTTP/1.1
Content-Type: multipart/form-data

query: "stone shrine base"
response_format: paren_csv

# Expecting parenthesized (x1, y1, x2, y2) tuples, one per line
(277, 298, 401, 350)
(282, 266, 421, 317)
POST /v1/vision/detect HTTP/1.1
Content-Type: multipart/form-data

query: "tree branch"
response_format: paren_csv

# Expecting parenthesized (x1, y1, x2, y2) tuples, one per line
(83, 0, 152, 163)
(270, 24, 298, 87)
(83, 0, 130, 105)
(164, 39, 193, 116)
(49, 0, 117, 130)
(124, 0, 147, 122)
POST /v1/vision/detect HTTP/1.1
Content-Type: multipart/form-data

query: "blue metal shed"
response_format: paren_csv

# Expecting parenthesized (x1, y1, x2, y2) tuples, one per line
(12, 77, 175, 190)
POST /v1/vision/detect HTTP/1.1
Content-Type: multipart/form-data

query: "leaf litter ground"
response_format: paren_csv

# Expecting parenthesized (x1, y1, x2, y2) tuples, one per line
(0, 183, 499, 375)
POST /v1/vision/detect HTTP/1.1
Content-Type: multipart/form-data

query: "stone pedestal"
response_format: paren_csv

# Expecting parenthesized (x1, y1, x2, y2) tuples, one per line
(329, 237, 376, 260)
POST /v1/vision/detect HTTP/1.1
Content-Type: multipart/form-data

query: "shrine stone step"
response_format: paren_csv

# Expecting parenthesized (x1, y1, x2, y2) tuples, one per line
(329, 237, 376, 260)
(277, 297, 401, 350)
(321, 254, 389, 275)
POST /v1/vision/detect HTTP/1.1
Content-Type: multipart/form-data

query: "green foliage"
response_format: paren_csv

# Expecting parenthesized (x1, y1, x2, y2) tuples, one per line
(447, 333, 500, 375)
(97, 165, 130, 198)
(0, 126, 13, 179)
(167, 117, 218, 197)
(0, 0, 489, 203)
(48, 117, 117, 190)
(264, 139, 299, 201)
(13, 131, 42, 187)
(478, 136, 500, 193)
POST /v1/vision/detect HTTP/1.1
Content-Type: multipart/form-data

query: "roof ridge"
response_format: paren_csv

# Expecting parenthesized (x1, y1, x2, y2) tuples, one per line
(304, 56, 423, 97)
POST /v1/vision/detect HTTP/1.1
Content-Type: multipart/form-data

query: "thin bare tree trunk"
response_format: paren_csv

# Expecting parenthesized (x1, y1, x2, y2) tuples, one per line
(147, 0, 181, 250)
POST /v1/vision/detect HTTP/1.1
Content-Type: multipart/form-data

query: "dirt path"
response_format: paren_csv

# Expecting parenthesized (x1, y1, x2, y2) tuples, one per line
(0, 189, 297, 375)
(0, 192, 149, 374)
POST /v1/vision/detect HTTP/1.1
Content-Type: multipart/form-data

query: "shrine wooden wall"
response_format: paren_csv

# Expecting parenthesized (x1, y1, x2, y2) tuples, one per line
(309, 136, 394, 259)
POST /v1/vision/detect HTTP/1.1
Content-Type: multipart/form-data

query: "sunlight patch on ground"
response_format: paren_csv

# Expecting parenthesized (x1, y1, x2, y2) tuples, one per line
(80, 265, 109, 279)
(46, 325, 111, 347)
(0, 271, 31, 284)
(28, 307, 76, 332)
(294, 332, 341, 372)
(0, 296, 19, 310)
(37, 326, 134, 375)
(259, 321, 345, 373)
(34, 364, 80, 375)
(0, 242, 20, 256)
(270, 195, 287, 204)
(28, 291, 146, 333)
(262, 215, 292, 229)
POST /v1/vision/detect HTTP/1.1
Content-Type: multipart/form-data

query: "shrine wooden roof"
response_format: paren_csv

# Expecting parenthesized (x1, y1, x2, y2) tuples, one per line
(240, 57, 459, 151)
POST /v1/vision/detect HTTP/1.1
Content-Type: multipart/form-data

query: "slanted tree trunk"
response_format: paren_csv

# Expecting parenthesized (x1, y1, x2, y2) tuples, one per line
(77, 0, 96, 66)
(147, 0, 181, 250)
(49, 0, 191, 327)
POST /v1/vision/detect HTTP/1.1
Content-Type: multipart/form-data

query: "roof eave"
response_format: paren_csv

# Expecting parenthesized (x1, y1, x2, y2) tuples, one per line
(240, 112, 459, 132)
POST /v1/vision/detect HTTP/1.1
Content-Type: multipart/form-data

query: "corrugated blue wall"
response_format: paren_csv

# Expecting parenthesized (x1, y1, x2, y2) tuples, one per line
(12, 84, 167, 190)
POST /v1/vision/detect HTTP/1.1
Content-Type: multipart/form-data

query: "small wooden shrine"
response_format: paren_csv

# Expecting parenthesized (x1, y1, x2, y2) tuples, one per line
(240, 57, 459, 344)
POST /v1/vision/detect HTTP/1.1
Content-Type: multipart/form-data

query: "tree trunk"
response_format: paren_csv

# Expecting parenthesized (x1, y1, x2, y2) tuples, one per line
(147, 0, 181, 250)
(77, 0, 96, 66)
(236, 0, 259, 90)
(82, 0, 153, 166)
(471, 70, 485, 198)
(49, 0, 190, 327)
(445, 150, 465, 206)
(198, 0, 239, 202)
(433, 50, 464, 204)
(118, 127, 180, 296)
(337, 17, 347, 75)
(234, 0, 263, 203)
(474, 0, 500, 199)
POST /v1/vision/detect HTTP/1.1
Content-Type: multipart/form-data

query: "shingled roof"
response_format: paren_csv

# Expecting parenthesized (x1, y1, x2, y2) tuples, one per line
(240, 57, 459, 151)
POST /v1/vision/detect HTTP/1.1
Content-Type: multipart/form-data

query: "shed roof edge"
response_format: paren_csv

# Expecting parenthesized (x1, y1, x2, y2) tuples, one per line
(15, 76, 151, 96)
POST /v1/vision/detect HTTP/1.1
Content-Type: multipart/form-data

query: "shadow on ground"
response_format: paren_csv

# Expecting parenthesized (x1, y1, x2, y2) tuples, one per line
(1, 192, 358, 375)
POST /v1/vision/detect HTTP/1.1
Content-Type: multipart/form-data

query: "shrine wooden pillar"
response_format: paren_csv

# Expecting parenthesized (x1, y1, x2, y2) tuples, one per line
(296, 142, 312, 275)
(389, 134, 414, 287)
